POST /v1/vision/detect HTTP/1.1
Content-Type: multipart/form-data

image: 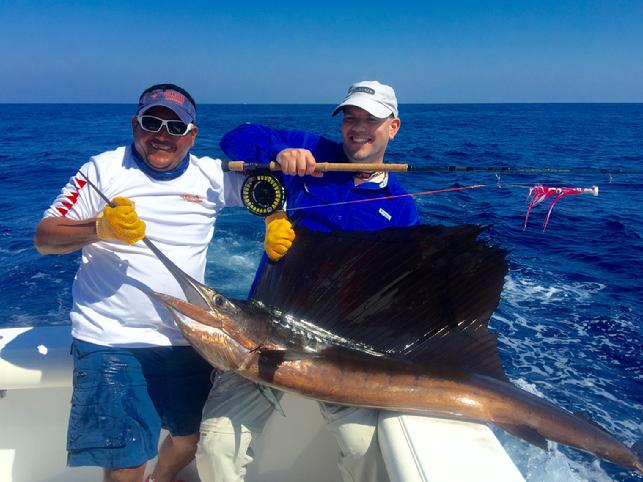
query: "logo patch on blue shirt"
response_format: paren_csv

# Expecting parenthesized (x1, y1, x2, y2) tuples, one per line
(379, 208, 392, 221)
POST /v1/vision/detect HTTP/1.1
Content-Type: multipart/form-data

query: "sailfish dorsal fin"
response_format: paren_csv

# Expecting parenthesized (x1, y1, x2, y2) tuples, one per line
(251, 225, 509, 380)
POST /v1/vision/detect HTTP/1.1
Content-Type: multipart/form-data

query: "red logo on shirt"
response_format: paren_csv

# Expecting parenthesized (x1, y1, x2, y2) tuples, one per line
(181, 194, 204, 204)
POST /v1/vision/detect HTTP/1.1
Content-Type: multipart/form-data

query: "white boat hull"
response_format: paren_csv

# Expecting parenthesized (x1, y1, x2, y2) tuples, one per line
(0, 326, 524, 482)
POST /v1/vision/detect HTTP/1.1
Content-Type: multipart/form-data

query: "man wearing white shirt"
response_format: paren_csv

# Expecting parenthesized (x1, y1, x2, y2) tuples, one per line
(34, 84, 295, 482)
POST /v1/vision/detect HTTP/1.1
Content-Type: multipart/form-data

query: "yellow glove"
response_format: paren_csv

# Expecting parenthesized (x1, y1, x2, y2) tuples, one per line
(264, 211, 295, 261)
(95, 196, 146, 245)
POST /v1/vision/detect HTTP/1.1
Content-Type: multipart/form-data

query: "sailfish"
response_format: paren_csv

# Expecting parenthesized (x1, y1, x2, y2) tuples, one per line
(148, 223, 642, 473)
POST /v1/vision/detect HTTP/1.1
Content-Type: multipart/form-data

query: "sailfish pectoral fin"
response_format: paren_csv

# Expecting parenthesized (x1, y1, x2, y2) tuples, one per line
(253, 348, 316, 386)
(238, 343, 321, 370)
(256, 348, 322, 363)
(234, 348, 287, 417)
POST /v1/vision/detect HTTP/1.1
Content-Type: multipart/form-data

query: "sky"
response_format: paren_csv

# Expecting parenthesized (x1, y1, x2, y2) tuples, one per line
(1, 0, 642, 103)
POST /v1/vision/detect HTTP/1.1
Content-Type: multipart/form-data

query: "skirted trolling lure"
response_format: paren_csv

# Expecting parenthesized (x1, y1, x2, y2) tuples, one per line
(524, 185, 599, 231)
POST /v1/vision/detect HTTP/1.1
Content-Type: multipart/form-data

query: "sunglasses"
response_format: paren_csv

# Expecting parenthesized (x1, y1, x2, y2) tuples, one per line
(136, 115, 195, 136)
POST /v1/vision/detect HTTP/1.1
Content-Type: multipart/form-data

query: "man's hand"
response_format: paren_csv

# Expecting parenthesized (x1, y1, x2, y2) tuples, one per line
(95, 196, 146, 245)
(276, 148, 323, 177)
(264, 211, 295, 261)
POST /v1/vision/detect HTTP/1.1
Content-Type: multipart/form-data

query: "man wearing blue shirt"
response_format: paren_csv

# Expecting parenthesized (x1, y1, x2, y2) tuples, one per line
(196, 81, 419, 482)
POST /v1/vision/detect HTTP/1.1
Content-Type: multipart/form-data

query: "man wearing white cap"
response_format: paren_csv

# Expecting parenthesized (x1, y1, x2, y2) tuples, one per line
(196, 81, 419, 482)
(333, 80, 399, 117)
(277, 80, 401, 181)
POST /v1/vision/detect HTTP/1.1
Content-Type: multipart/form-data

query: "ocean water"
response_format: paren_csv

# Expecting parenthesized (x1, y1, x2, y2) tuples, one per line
(0, 103, 641, 481)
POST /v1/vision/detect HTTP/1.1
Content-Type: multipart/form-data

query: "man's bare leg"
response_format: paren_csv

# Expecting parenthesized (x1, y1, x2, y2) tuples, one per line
(149, 433, 199, 482)
(104, 464, 146, 482)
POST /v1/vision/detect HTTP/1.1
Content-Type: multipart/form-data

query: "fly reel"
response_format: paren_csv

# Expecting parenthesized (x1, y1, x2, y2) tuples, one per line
(241, 173, 286, 216)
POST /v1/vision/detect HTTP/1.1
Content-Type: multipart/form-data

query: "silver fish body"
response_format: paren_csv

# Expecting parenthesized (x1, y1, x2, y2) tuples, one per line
(147, 225, 642, 474)
(154, 292, 642, 473)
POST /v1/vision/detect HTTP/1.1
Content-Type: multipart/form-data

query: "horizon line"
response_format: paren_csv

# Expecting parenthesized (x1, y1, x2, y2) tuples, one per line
(2, 101, 643, 105)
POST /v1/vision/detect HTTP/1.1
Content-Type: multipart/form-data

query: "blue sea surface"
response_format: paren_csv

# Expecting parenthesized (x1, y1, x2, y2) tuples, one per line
(0, 103, 641, 481)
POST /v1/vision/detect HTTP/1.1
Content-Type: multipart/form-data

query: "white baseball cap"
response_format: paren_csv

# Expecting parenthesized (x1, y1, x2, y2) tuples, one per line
(331, 81, 398, 118)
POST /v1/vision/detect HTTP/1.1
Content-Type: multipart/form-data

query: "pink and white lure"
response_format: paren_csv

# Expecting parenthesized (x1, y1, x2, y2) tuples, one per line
(524, 185, 599, 231)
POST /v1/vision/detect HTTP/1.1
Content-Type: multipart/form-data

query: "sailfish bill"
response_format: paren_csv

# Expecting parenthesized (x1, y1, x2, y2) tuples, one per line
(149, 224, 643, 473)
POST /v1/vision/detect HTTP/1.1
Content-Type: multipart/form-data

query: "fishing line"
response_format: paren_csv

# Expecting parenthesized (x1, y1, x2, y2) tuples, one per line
(287, 184, 486, 212)
(284, 181, 606, 232)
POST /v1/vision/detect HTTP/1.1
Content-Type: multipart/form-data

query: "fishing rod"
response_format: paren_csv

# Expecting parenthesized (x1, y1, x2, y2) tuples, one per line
(222, 160, 643, 175)
(224, 160, 624, 218)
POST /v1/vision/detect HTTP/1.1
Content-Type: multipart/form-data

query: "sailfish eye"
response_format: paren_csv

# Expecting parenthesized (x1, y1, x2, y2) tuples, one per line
(213, 295, 226, 307)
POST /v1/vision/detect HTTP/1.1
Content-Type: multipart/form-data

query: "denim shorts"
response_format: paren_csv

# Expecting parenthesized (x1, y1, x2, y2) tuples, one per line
(67, 338, 213, 468)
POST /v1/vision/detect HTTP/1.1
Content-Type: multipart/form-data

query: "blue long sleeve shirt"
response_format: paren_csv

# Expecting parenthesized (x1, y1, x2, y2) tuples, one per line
(220, 123, 420, 232)
(221, 123, 420, 297)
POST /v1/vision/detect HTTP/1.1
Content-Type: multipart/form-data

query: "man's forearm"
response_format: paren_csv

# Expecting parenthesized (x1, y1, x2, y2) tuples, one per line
(34, 217, 99, 255)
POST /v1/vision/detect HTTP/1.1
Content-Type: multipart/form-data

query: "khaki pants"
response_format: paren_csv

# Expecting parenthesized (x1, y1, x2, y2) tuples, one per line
(196, 372, 389, 482)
